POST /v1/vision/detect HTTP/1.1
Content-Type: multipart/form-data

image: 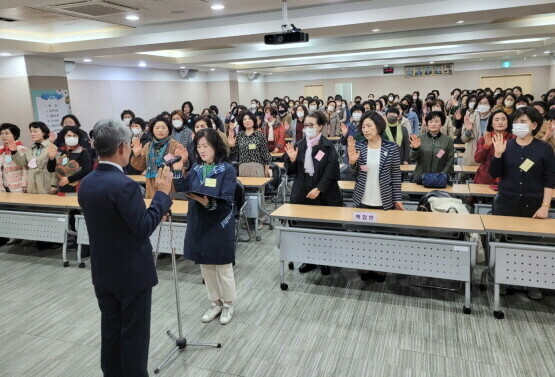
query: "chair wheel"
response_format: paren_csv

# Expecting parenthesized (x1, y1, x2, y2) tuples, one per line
(154, 368, 160, 374)
(288, 262, 294, 270)
(202, 279, 205, 285)
(463, 306, 471, 315)
(78, 262, 85, 268)
(217, 343, 222, 348)
(494, 310, 505, 319)
(256, 236, 261, 241)
(63, 261, 69, 267)
(479, 283, 487, 291)
(280, 283, 288, 291)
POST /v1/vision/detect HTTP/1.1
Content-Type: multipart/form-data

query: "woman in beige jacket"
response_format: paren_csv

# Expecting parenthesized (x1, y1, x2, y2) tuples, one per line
(12, 122, 57, 194)
(461, 96, 494, 166)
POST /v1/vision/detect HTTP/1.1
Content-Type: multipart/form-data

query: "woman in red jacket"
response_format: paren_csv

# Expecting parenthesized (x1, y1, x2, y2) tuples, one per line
(474, 109, 515, 186)
(261, 106, 286, 153)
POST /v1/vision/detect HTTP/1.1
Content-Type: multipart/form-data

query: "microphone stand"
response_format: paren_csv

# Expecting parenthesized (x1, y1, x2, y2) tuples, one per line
(153, 209, 221, 374)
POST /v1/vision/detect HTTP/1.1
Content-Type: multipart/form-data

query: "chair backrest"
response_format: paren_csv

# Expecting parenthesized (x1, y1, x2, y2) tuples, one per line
(268, 162, 281, 188)
(234, 180, 246, 211)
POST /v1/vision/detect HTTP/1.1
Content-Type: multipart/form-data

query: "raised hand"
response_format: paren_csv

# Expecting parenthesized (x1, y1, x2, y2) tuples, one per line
(154, 166, 173, 195)
(409, 134, 421, 149)
(131, 137, 142, 156)
(284, 142, 298, 162)
(543, 120, 554, 141)
(340, 122, 348, 137)
(48, 131, 57, 143)
(484, 132, 493, 147)
(47, 143, 58, 159)
(172, 145, 188, 171)
(464, 115, 473, 131)
(347, 136, 360, 165)
(492, 133, 506, 158)
(7, 139, 18, 152)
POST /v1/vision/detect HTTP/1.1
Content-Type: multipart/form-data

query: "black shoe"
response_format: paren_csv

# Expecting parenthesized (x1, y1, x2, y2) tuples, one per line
(320, 265, 330, 275)
(299, 263, 316, 273)
(372, 272, 386, 283)
(360, 271, 373, 281)
(0, 238, 8, 247)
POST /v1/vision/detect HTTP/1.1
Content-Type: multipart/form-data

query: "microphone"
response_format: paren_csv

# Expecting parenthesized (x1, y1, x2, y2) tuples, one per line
(159, 155, 182, 167)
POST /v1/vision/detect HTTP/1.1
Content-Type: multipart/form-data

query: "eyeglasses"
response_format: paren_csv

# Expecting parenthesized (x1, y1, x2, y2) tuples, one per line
(305, 123, 316, 128)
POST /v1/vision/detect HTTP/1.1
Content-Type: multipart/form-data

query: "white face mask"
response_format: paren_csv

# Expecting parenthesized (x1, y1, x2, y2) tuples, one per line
(251, 103, 257, 108)
(352, 113, 362, 121)
(468, 102, 476, 109)
(477, 105, 490, 113)
(131, 128, 142, 136)
(296, 111, 305, 119)
(388, 96, 393, 101)
(413, 95, 417, 100)
(516, 104, 526, 109)
(65, 137, 79, 147)
(304, 127, 317, 138)
(123, 117, 131, 125)
(172, 120, 184, 129)
(327, 106, 335, 112)
(512, 123, 531, 138)
(309, 105, 317, 111)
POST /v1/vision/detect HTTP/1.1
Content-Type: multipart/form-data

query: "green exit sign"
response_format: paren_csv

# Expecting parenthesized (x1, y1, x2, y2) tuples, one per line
(502, 61, 511, 68)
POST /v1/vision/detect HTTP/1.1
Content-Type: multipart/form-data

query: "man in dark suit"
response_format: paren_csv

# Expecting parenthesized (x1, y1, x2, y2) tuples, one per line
(78, 119, 173, 377)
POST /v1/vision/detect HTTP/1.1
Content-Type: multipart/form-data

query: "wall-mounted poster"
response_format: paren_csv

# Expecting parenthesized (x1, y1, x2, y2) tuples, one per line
(443, 64, 454, 75)
(404, 66, 414, 78)
(31, 89, 72, 133)
(433, 65, 443, 75)
(424, 65, 433, 76)
(414, 66, 423, 77)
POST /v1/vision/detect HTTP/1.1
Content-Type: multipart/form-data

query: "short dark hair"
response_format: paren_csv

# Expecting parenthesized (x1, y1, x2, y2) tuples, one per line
(59, 126, 81, 142)
(61, 114, 81, 128)
(209, 105, 219, 115)
(513, 86, 523, 93)
(151, 115, 173, 135)
(193, 128, 229, 164)
(181, 101, 194, 112)
(238, 111, 258, 131)
(208, 113, 224, 131)
(170, 110, 188, 123)
(386, 107, 400, 116)
(515, 96, 530, 105)
(0, 123, 20, 140)
(425, 110, 446, 126)
(130, 117, 146, 130)
(512, 106, 543, 136)
(486, 110, 512, 133)
(306, 111, 328, 129)
(431, 99, 446, 113)
(193, 115, 213, 130)
(264, 106, 278, 117)
(295, 105, 308, 119)
(350, 104, 364, 114)
(476, 95, 495, 108)
(120, 109, 135, 120)
(357, 111, 386, 135)
(29, 121, 50, 139)
(531, 101, 547, 115)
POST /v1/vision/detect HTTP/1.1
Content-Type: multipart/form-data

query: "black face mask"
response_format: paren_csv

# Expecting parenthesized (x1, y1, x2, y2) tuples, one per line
(549, 108, 555, 120)
(400, 104, 409, 111)
(279, 110, 287, 116)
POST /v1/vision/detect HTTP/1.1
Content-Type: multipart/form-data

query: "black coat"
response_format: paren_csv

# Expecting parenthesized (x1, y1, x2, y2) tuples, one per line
(285, 136, 342, 206)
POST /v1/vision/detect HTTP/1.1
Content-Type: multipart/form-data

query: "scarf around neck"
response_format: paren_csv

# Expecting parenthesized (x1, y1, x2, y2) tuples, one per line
(385, 124, 403, 146)
(146, 137, 170, 179)
(304, 133, 322, 176)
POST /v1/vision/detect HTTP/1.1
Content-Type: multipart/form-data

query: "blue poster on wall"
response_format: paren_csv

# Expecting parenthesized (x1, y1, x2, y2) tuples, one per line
(31, 89, 72, 133)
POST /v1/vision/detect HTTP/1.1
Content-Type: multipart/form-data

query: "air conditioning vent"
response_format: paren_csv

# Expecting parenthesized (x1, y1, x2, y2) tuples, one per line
(48, 0, 137, 17)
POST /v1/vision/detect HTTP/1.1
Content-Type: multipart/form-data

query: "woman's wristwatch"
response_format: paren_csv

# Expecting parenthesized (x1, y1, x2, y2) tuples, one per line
(541, 202, 551, 207)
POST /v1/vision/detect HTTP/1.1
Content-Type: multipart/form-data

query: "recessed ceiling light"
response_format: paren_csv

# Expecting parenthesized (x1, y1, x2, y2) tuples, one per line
(0, 52, 12, 56)
(210, 68, 216, 71)
(429, 61, 434, 64)
(532, 54, 537, 57)
(372, 28, 380, 32)
(456, 20, 464, 24)
(253, 71, 257, 74)
(138, 61, 147, 67)
(83, 58, 92, 62)
(126, 15, 140, 21)
(479, 58, 484, 60)
(544, 51, 551, 54)
(269, 72, 273, 75)
(384, 64, 389, 67)
(211, 4, 225, 10)
(179, 66, 186, 69)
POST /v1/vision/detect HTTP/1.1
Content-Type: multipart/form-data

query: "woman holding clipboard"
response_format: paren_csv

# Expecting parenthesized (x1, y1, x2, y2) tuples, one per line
(172, 128, 238, 325)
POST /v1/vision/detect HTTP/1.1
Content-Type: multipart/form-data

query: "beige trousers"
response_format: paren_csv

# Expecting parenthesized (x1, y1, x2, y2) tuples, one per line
(200, 264, 237, 303)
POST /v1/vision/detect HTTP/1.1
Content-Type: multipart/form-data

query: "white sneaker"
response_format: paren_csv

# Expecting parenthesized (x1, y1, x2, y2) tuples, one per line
(201, 303, 222, 323)
(219, 304, 233, 325)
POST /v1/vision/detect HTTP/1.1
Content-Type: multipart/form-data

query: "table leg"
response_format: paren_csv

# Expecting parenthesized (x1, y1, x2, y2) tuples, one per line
(62, 229, 69, 267)
(280, 260, 288, 291)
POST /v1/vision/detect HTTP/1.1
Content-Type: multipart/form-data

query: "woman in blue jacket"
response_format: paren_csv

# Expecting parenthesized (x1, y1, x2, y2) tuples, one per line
(173, 128, 237, 325)
(347, 111, 404, 281)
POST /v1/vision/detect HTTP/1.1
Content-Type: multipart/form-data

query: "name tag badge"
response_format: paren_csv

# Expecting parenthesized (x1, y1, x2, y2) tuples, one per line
(28, 158, 37, 169)
(436, 149, 445, 158)
(4, 154, 12, 163)
(315, 150, 325, 161)
(519, 158, 534, 172)
(62, 157, 68, 166)
(164, 153, 174, 162)
(204, 178, 217, 188)
(248, 143, 257, 150)
(360, 165, 368, 172)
